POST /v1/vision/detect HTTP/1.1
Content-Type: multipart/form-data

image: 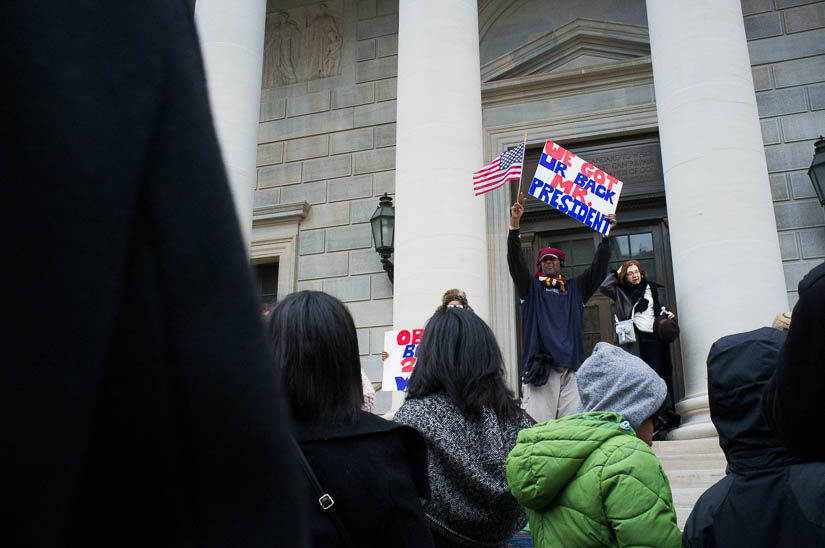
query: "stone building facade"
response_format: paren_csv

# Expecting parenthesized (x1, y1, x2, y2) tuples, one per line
(195, 0, 825, 423)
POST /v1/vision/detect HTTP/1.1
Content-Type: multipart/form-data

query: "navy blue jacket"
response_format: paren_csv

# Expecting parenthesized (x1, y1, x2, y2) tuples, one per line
(507, 229, 610, 374)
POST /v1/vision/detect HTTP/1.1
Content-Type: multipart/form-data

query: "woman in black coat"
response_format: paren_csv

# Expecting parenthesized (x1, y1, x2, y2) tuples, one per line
(600, 259, 680, 434)
(267, 291, 435, 548)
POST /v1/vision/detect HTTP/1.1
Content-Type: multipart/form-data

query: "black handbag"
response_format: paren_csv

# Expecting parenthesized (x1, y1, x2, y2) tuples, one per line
(291, 438, 354, 548)
(653, 308, 680, 343)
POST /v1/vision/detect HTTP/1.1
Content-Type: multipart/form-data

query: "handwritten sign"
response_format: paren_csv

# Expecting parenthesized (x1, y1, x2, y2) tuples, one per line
(529, 140, 623, 234)
(381, 328, 422, 391)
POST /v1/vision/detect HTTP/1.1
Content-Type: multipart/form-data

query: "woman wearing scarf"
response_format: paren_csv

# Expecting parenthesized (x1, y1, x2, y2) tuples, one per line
(600, 260, 680, 437)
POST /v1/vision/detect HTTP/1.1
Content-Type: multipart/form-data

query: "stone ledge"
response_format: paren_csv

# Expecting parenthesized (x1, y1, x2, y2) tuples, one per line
(252, 201, 310, 226)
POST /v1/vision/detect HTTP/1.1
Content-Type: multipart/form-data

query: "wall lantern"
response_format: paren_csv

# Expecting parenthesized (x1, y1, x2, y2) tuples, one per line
(370, 193, 395, 283)
(808, 136, 825, 208)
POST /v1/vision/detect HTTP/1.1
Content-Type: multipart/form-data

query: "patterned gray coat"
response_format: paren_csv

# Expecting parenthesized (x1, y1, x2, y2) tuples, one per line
(394, 393, 530, 547)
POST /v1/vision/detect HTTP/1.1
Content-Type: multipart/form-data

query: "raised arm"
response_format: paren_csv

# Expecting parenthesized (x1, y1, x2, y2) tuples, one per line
(577, 214, 616, 302)
(507, 192, 531, 300)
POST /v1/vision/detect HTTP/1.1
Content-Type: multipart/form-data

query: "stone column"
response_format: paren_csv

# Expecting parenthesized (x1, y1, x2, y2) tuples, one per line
(392, 0, 487, 408)
(646, 0, 789, 439)
(194, 0, 267, 246)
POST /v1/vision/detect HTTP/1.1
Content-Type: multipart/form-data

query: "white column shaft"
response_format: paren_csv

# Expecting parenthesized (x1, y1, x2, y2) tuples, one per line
(394, 0, 488, 330)
(194, 0, 267, 246)
(646, 0, 788, 438)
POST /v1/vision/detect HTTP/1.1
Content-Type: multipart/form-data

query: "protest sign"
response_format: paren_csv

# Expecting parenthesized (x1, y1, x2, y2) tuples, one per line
(528, 140, 623, 235)
(381, 328, 423, 391)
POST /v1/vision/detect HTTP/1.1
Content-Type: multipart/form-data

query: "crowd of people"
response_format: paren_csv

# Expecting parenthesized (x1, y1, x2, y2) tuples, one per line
(7, 3, 824, 547)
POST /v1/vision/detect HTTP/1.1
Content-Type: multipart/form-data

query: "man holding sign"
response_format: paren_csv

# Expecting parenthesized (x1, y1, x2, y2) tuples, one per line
(508, 191, 615, 422)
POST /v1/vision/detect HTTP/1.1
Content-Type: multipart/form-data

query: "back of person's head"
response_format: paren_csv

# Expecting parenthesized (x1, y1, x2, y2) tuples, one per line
(266, 290, 363, 423)
(707, 327, 791, 461)
(576, 343, 666, 431)
(440, 288, 469, 308)
(406, 307, 520, 421)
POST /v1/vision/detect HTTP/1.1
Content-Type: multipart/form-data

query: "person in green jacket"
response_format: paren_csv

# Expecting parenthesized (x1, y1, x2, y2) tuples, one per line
(506, 342, 681, 548)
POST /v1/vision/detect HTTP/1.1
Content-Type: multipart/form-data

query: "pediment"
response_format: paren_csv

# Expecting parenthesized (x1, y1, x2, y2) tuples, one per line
(481, 19, 650, 83)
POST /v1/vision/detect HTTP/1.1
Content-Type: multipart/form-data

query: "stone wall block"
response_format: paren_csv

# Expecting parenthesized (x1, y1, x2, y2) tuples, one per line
(374, 390, 391, 414)
(810, 83, 825, 110)
(775, 0, 821, 9)
(259, 108, 354, 142)
(258, 162, 302, 188)
(376, 35, 398, 57)
(357, 328, 370, 356)
(773, 56, 825, 88)
(744, 12, 784, 40)
(770, 174, 790, 201)
(369, 326, 389, 354)
(253, 188, 280, 208)
(741, 0, 773, 16)
(781, 109, 825, 142)
(354, 100, 397, 127)
(346, 298, 393, 328)
(302, 155, 352, 183)
(333, 83, 376, 109)
(351, 197, 378, 223)
(371, 272, 393, 298)
(257, 142, 284, 166)
(357, 0, 376, 20)
(765, 141, 821, 171)
(375, 78, 397, 102)
(302, 202, 350, 230)
(284, 135, 329, 162)
(328, 174, 374, 202)
(773, 199, 825, 229)
(799, 228, 825, 257)
(299, 229, 325, 255)
(298, 251, 348, 280)
(747, 28, 825, 65)
(784, 258, 825, 290)
(784, 3, 825, 34)
(756, 88, 808, 117)
(761, 119, 781, 145)
(376, 0, 398, 16)
(350, 248, 385, 275)
(356, 40, 376, 62)
(356, 14, 398, 40)
(330, 128, 374, 155)
(356, 57, 398, 83)
(751, 66, 772, 91)
(353, 147, 396, 174)
(373, 171, 395, 195)
(296, 280, 323, 291)
(281, 181, 327, 205)
(778, 231, 800, 260)
(260, 98, 286, 122)
(261, 83, 308, 103)
(790, 171, 819, 199)
(326, 224, 373, 252)
(360, 354, 383, 384)
(324, 275, 372, 302)
(375, 124, 396, 148)
(287, 91, 331, 117)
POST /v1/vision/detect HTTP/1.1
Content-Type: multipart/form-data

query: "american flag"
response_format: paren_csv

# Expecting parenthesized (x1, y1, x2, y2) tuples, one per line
(473, 143, 525, 196)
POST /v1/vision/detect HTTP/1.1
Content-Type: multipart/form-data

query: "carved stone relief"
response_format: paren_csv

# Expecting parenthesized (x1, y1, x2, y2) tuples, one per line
(263, 1, 343, 87)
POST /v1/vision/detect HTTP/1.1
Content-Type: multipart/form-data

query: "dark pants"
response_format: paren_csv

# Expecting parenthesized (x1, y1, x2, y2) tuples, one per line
(637, 330, 680, 430)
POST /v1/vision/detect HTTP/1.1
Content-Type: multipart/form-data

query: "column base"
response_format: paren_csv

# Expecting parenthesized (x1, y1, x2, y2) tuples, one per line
(667, 393, 718, 440)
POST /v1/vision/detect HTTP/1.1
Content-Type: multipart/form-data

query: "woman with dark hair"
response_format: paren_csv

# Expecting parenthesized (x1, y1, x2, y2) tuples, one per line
(600, 259, 680, 436)
(393, 307, 530, 548)
(268, 291, 434, 548)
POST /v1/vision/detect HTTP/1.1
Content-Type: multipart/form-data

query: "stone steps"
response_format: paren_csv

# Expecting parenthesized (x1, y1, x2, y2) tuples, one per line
(652, 438, 727, 529)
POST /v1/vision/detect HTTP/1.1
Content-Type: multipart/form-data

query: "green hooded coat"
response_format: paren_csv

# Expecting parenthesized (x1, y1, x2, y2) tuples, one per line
(506, 412, 681, 548)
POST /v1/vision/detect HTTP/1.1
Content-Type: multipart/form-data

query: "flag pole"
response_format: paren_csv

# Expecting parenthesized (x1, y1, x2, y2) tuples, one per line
(516, 132, 527, 197)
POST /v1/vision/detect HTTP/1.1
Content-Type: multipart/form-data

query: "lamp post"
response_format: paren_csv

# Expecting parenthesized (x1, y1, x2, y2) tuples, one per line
(808, 136, 825, 209)
(370, 193, 395, 283)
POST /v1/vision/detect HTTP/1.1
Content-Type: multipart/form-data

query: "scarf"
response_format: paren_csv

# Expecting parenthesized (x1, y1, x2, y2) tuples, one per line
(622, 278, 649, 313)
(538, 274, 567, 292)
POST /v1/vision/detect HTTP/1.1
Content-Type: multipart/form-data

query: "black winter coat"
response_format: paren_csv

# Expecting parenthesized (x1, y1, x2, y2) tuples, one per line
(683, 328, 825, 547)
(296, 412, 435, 548)
(599, 272, 669, 358)
(762, 260, 825, 460)
(1, 3, 306, 546)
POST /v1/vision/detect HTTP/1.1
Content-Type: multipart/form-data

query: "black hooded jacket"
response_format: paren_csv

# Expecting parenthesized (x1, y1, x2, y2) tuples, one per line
(683, 328, 825, 548)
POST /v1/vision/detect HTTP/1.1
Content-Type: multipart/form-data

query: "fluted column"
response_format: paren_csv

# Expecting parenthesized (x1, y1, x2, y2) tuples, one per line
(194, 0, 267, 246)
(394, 0, 488, 326)
(646, 0, 788, 439)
